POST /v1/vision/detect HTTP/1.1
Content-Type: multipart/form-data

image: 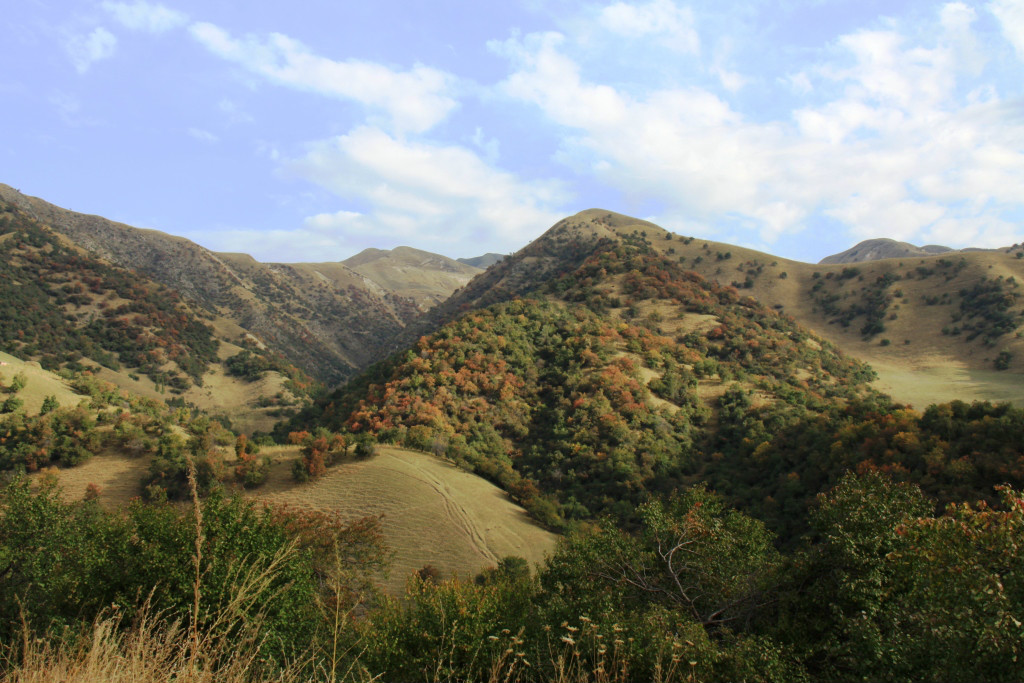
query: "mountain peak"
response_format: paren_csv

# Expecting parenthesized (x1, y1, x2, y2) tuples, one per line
(820, 238, 953, 264)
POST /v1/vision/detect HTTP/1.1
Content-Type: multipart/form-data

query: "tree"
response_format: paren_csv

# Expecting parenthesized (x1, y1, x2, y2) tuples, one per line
(39, 395, 59, 414)
(776, 471, 930, 681)
(543, 486, 780, 631)
(887, 486, 1024, 680)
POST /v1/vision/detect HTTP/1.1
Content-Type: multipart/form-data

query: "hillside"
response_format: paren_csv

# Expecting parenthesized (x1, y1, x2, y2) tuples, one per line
(0, 200, 314, 432)
(0, 185, 468, 385)
(458, 252, 505, 268)
(1, 339, 553, 592)
(408, 210, 1024, 407)
(820, 237, 954, 264)
(292, 215, 883, 528)
(5, 206, 1024, 683)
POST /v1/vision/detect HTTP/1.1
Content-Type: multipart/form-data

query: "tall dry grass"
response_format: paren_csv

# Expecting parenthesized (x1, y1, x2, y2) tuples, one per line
(4, 606, 299, 683)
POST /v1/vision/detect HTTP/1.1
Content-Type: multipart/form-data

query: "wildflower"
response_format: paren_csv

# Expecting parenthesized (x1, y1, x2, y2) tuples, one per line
(561, 636, 576, 645)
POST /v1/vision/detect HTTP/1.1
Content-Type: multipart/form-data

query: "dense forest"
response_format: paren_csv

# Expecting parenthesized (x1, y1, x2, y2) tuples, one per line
(2, 470, 1021, 681)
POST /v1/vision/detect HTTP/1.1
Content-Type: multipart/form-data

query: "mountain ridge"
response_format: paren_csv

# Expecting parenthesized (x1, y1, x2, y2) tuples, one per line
(0, 184, 471, 385)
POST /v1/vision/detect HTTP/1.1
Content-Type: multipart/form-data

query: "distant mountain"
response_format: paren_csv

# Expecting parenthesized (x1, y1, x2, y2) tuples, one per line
(341, 246, 481, 309)
(457, 253, 505, 268)
(820, 238, 953, 264)
(0, 185, 469, 385)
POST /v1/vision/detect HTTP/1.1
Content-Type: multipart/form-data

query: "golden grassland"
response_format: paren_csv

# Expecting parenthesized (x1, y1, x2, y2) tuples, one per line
(33, 444, 558, 595)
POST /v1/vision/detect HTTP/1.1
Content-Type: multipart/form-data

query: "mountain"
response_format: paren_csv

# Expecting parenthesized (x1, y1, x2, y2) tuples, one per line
(457, 252, 505, 268)
(289, 208, 1024, 540)
(341, 246, 481, 309)
(820, 238, 954, 264)
(0, 185, 470, 386)
(414, 210, 1024, 407)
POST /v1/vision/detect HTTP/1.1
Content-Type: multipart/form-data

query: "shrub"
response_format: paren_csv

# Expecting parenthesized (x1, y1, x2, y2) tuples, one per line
(9, 372, 27, 393)
(39, 395, 59, 414)
(1, 396, 23, 413)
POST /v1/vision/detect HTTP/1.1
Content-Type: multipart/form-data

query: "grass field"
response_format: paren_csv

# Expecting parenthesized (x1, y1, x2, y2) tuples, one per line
(35, 445, 559, 595)
(870, 359, 1024, 408)
(257, 446, 558, 593)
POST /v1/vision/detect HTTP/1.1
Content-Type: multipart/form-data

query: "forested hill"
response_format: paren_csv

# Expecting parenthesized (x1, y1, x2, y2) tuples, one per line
(285, 219, 880, 532)
(0, 201, 219, 391)
(287, 212, 1024, 541)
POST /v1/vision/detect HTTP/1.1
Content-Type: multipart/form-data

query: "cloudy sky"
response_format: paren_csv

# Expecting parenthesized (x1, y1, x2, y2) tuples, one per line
(3, 1, 1024, 263)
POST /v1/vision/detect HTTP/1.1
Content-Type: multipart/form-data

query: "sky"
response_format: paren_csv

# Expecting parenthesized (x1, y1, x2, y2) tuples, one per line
(3, 1, 1024, 264)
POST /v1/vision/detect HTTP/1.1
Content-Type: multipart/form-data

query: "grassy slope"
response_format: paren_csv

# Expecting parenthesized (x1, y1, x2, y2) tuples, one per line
(37, 444, 557, 593)
(0, 351, 81, 414)
(559, 210, 1024, 407)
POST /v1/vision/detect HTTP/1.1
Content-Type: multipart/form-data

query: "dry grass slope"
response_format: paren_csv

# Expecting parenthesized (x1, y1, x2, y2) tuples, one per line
(36, 445, 558, 595)
(258, 446, 558, 593)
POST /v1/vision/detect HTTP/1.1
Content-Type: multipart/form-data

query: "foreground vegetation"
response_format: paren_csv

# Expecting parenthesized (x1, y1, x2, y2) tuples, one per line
(1, 471, 1021, 682)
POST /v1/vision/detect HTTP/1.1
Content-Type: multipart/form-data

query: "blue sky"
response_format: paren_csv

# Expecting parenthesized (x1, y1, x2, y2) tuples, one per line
(3, 0, 1024, 263)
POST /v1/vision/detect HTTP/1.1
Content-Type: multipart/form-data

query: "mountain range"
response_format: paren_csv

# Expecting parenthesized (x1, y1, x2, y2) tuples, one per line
(3, 186, 1022, 413)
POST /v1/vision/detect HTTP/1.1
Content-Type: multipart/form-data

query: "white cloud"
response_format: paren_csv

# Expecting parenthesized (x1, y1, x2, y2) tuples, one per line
(286, 126, 568, 253)
(305, 209, 362, 232)
(102, 1, 188, 33)
(187, 127, 218, 143)
(188, 23, 458, 133)
(597, 0, 699, 53)
(217, 98, 254, 124)
(990, 0, 1024, 60)
(492, 3, 1024, 252)
(65, 27, 117, 73)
